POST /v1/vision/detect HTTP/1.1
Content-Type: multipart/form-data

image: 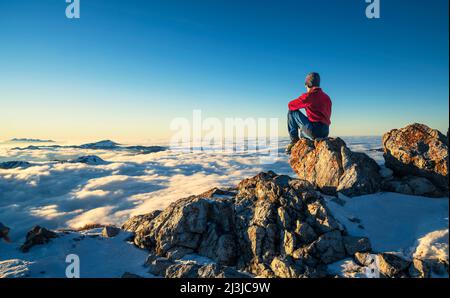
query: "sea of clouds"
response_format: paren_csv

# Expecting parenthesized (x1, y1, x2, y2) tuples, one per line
(0, 137, 383, 239)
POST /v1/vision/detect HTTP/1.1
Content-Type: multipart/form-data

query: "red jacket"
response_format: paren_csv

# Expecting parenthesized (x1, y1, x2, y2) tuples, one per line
(288, 87, 332, 126)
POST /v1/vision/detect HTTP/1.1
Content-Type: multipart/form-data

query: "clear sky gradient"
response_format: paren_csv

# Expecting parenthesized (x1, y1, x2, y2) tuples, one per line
(0, 0, 448, 142)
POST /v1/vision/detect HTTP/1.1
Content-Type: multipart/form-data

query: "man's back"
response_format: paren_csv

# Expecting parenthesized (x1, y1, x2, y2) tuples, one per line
(288, 87, 332, 126)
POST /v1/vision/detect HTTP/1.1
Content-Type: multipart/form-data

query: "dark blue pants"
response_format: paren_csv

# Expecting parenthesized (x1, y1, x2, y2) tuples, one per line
(287, 110, 329, 141)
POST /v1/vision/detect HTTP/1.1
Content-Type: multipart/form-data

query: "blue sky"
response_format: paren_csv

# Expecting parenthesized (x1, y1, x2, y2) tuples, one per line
(0, 0, 448, 142)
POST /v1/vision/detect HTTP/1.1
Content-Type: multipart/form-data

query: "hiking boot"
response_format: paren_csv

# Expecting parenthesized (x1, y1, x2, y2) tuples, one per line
(314, 137, 327, 142)
(285, 139, 299, 155)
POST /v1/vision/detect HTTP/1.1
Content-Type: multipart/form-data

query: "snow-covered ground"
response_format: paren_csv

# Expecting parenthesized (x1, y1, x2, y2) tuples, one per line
(326, 193, 449, 278)
(0, 229, 153, 278)
(0, 137, 448, 278)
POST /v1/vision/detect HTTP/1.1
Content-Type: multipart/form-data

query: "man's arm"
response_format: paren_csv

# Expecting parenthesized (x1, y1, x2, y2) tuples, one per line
(288, 93, 310, 111)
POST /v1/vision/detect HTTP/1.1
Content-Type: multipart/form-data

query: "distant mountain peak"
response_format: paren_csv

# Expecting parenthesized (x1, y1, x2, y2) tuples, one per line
(0, 161, 32, 169)
(79, 140, 120, 149)
(71, 155, 107, 165)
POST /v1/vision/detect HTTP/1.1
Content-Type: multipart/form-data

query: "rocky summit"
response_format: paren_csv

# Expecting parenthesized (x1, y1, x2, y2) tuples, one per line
(382, 123, 449, 195)
(123, 171, 372, 278)
(288, 137, 381, 197)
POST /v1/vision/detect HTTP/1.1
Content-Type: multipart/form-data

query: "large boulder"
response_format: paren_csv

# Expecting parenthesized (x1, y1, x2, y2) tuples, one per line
(377, 252, 411, 278)
(289, 138, 381, 196)
(102, 225, 121, 238)
(381, 175, 444, 197)
(20, 226, 57, 252)
(383, 123, 448, 194)
(123, 171, 355, 277)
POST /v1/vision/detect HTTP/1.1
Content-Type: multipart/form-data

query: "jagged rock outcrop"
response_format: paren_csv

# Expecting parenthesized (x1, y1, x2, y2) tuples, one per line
(147, 257, 176, 276)
(102, 225, 121, 238)
(376, 252, 411, 278)
(383, 123, 448, 195)
(123, 171, 371, 277)
(381, 175, 443, 197)
(121, 210, 162, 249)
(288, 138, 381, 196)
(21, 226, 58, 252)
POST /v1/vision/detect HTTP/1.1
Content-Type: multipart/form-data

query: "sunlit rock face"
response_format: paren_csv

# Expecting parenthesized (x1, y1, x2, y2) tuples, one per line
(123, 171, 372, 278)
(288, 138, 381, 197)
(382, 123, 449, 195)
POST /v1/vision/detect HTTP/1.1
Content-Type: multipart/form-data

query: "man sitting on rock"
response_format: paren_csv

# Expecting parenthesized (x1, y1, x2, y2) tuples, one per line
(286, 72, 332, 154)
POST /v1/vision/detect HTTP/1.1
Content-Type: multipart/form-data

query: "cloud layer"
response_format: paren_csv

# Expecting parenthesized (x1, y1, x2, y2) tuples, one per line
(0, 137, 383, 239)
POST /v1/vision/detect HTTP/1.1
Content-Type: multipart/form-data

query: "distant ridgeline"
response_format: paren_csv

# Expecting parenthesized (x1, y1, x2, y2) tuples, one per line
(10, 139, 167, 155)
(9, 138, 55, 143)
